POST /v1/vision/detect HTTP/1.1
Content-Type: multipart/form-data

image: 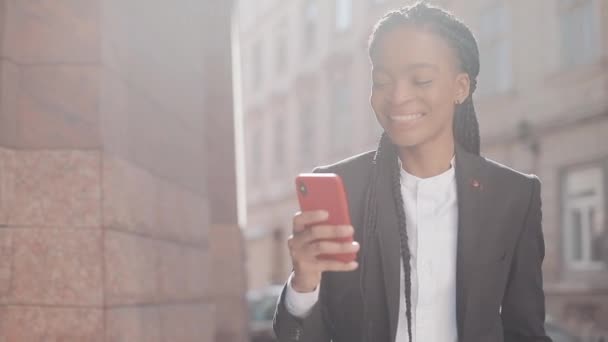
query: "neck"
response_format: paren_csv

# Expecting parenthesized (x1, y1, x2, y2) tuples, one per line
(397, 138, 455, 179)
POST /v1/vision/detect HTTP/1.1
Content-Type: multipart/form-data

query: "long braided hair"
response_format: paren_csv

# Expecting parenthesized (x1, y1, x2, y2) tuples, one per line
(361, 3, 481, 342)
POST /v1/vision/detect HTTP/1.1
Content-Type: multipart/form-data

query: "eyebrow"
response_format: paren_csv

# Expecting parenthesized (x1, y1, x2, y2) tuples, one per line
(373, 63, 439, 74)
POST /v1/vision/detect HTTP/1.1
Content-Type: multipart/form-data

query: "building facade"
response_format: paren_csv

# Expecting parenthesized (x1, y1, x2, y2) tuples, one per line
(0, 1, 248, 341)
(238, 0, 608, 338)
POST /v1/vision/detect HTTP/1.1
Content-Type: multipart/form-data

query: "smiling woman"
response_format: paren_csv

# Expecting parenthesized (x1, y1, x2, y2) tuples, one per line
(273, 2, 552, 342)
(370, 28, 471, 150)
(368, 7, 480, 166)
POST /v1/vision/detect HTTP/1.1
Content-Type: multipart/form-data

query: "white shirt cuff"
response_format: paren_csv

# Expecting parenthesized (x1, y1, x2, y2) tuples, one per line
(284, 272, 320, 318)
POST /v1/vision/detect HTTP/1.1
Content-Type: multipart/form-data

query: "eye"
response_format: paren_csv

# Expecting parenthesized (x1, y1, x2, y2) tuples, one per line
(372, 80, 392, 89)
(414, 79, 433, 86)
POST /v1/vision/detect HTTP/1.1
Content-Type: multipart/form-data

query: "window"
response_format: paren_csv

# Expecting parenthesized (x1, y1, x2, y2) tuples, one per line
(299, 102, 316, 168)
(251, 128, 263, 182)
(558, 0, 600, 67)
(276, 33, 287, 74)
(274, 116, 285, 168)
(335, 0, 352, 32)
(303, 0, 318, 53)
(563, 166, 606, 269)
(251, 41, 263, 89)
(275, 21, 288, 74)
(330, 79, 352, 154)
(477, 2, 512, 95)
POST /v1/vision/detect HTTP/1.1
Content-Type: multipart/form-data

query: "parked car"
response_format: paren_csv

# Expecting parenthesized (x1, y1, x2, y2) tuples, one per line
(247, 284, 283, 342)
(545, 319, 580, 342)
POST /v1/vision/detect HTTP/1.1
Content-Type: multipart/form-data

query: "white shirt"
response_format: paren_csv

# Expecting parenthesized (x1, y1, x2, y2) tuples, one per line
(286, 158, 459, 342)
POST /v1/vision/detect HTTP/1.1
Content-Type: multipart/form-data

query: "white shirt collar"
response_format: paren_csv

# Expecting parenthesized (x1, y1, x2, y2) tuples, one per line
(399, 156, 456, 191)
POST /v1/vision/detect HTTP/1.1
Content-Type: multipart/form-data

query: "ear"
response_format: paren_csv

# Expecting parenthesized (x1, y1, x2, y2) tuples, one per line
(454, 72, 470, 104)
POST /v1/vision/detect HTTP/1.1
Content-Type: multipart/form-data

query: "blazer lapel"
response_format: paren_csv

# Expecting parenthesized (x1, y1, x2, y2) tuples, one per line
(454, 144, 487, 341)
(374, 152, 401, 342)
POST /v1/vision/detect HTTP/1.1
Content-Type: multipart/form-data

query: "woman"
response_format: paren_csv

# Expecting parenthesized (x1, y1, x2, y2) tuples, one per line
(273, 3, 551, 342)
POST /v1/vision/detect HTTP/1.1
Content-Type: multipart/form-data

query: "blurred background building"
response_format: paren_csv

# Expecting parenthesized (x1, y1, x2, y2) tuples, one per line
(0, 1, 248, 341)
(237, 0, 608, 339)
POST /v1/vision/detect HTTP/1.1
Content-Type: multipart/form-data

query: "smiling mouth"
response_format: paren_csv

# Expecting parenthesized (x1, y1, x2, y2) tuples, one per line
(388, 113, 426, 122)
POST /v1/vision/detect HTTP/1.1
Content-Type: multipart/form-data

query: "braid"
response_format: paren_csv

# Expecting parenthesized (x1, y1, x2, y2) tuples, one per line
(454, 94, 480, 155)
(360, 134, 382, 342)
(388, 142, 413, 342)
(364, 133, 414, 342)
(361, 133, 414, 342)
(368, 1, 482, 156)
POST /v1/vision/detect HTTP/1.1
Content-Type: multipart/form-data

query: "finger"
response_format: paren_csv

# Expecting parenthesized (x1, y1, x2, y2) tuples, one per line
(293, 210, 329, 233)
(304, 240, 359, 257)
(287, 233, 309, 256)
(305, 225, 354, 242)
(293, 223, 307, 234)
(319, 260, 359, 272)
(291, 224, 353, 254)
(295, 225, 353, 246)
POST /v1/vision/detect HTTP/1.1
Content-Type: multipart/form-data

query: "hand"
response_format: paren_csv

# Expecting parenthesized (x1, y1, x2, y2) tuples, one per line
(287, 210, 359, 293)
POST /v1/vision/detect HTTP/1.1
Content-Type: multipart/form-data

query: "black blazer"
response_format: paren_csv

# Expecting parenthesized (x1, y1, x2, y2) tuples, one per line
(273, 145, 552, 342)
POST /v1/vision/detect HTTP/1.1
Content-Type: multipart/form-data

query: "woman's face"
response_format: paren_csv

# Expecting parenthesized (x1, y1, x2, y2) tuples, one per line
(370, 26, 470, 149)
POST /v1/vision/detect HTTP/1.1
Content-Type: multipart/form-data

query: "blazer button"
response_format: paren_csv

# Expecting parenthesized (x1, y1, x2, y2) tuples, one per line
(294, 327, 302, 340)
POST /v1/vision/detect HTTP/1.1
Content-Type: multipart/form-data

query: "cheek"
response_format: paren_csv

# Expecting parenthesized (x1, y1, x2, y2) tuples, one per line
(427, 84, 454, 115)
(370, 92, 383, 115)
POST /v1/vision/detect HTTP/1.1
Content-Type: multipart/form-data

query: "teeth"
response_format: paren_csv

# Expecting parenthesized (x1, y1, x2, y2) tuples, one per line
(391, 113, 424, 122)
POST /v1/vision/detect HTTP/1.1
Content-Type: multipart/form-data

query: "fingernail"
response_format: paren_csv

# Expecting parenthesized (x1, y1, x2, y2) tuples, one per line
(320, 210, 329, 218)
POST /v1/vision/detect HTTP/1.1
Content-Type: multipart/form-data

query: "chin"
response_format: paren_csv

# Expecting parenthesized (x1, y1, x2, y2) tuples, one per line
(384, 128, 429, 149)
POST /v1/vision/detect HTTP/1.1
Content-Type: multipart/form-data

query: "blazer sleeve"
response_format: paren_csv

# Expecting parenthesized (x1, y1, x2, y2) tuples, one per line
(502, 176, 553, 342)
(272, 281, 332, 342)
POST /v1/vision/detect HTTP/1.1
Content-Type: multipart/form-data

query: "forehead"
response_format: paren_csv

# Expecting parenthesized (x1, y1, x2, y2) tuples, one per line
(371, 25, 458, 72)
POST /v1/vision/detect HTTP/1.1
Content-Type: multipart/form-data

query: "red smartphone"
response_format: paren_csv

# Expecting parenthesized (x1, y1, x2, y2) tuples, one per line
(295, 173, 356, 263)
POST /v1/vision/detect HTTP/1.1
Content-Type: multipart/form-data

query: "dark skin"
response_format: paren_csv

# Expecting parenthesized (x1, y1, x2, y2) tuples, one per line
(289, 26, 472, 292)
(371, 25, 471, 178)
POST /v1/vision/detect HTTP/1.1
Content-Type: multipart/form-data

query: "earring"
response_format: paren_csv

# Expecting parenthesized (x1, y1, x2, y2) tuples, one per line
(454, 99, 460, 105)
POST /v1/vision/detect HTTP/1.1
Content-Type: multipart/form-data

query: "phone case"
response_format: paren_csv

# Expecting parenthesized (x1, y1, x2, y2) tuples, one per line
(295, 173, 356, 263)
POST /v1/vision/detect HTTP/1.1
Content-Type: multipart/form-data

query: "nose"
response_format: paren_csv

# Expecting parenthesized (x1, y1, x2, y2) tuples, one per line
(387, 80, 415, 106)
